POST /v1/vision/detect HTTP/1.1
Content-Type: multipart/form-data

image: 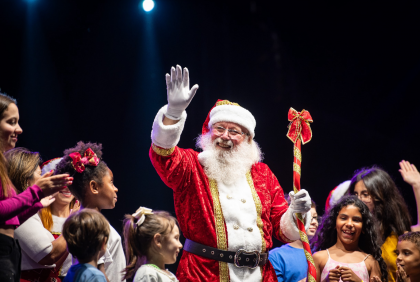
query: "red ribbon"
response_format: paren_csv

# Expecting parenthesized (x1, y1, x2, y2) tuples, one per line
(286, 108, 313, 145)
(69, 148, 100, 173)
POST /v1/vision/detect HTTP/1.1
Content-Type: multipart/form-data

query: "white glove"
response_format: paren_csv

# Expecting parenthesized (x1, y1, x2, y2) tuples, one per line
(165, 65, 199, 120)
(289, 189, 311, 214)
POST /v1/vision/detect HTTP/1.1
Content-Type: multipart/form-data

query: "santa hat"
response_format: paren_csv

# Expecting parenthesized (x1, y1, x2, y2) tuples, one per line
(324, 180, 351, 211)
(40, 157, 63, 175)
(202, 100, 256, 138)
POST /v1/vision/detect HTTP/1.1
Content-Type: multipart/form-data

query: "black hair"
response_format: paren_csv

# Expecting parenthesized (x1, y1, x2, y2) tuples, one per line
(349, 166, 411, 241)
(312, 196, 388, 282)
(55, 141, 108, 204)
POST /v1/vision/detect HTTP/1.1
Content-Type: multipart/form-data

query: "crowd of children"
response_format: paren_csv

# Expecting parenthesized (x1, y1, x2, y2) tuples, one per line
(0, 90, 420, 282)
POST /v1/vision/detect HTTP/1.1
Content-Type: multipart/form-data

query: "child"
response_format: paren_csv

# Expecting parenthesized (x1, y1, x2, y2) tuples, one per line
(123, 206, 183, 282)
(395, 232, 420, 282)
(311, 196, 388, 282)
(62, 209, 109, 282)
(269, 199, 319, 282)
(55, 141, 126, 282)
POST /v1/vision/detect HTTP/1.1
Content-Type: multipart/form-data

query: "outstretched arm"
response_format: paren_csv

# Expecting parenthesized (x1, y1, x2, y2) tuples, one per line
(163, 65, 199, 126)
(399, 160, 420, 232)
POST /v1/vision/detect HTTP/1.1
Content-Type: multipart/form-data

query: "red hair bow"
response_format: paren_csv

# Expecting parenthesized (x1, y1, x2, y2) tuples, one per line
(69, 148, 100, 173)
(286, 108, 313, 145)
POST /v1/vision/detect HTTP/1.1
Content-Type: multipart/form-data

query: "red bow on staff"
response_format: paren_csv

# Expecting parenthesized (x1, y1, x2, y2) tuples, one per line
(286, 108, 313, 145)
(69, 148, 100, 173)
(286, 107, 316, 282)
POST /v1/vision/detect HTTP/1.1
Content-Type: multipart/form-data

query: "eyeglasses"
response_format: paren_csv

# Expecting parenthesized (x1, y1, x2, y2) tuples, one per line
(354, 192, 372, 202)
(212, 126, 249, 140)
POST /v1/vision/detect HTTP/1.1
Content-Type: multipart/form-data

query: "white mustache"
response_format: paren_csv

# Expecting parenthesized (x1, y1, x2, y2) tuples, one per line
(214, 137, 234, 148)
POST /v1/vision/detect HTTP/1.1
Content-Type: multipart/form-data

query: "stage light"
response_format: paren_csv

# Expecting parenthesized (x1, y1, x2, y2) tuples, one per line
(142, 0, 154, 12)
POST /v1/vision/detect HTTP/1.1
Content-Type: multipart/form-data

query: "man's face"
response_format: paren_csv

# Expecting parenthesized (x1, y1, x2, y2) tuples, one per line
(210, 122, 249, 150)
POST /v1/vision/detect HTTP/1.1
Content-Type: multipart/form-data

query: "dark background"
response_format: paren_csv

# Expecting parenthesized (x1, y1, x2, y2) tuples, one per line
(1, 0, 419, 272)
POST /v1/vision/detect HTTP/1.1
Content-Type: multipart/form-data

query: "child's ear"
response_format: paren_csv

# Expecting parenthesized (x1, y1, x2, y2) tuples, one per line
(153, 233, 162, 248)
(101, 237, 108, 250)
(89, 180, 99, 195)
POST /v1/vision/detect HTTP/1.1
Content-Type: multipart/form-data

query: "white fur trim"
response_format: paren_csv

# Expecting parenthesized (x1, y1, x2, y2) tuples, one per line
(216, 176, 262, 281)
(41, 158, 63, 175)
(151, 105, 187, 149)
(280, 208, 312, 241)
(208, 104, 256, 138)
(329, 180, 351, 208)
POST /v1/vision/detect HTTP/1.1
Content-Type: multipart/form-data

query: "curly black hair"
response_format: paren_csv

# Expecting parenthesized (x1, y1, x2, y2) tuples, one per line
(55, 141, 108, 204)
(312, 196, 388, 282)
(349, 166, 411, 242)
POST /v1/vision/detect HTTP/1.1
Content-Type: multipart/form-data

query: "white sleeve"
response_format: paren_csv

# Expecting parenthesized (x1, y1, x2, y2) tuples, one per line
(15, 214, 55, 263)
(133, 267, 158, 282)
(151, 105, 187, 149)
(104, 226, 127, 282)
(279, 208, 312, 241)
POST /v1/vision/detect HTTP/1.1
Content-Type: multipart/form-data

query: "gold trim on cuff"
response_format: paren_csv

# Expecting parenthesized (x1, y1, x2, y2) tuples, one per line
(152, 143, 175, 156)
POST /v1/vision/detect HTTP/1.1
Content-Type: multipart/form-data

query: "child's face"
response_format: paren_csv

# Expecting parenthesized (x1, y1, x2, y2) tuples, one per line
(396, 240, 420, 278)
(97, 168, 118, 210)
(161, 224, 183, 265)
(353, 181, 375, 213)
(307, 207, 319, 239)
(335, 204, 363, 246)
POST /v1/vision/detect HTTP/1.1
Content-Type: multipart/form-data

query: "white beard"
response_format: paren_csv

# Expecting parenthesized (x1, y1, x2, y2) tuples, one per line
(196, 133, 263, 185)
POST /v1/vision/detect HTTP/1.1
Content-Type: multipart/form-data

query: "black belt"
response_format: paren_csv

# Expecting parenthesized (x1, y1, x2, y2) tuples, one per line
(184, 239, 268, 269)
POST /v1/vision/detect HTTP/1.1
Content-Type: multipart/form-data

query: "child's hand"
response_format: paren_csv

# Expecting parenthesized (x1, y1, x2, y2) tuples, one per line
(339, 266, 363, 282)
(396, 264, 409, 282)
(70, 200, 80, 215)
(370, 276, 382, 282)
(399, 160, 420, 189)
(328, 266, 341, 281)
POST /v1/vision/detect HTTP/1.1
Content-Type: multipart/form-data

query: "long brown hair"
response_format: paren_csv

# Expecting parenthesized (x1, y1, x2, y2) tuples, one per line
(122, 211, 178, 280)
(4, 147, 41, 194)
(0, 92, 17, 197)
(349, 166, 412, 242)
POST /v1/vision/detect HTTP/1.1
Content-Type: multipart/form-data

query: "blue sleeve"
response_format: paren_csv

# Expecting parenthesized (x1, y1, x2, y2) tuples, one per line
(269, 250, 285, 282)
(87, 274, 107, 282)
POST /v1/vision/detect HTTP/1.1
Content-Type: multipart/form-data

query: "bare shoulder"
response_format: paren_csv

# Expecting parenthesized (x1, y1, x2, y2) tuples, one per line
(313, 250, 328, 263)
(364, 254, 380, 270)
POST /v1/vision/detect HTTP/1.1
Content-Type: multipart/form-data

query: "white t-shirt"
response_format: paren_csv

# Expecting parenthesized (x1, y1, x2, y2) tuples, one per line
(14, 213, 72, 275)
(133, 265, 178, 282)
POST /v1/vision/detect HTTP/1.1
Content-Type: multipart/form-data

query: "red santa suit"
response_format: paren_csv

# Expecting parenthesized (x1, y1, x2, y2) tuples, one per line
(150, 101, 307, 282)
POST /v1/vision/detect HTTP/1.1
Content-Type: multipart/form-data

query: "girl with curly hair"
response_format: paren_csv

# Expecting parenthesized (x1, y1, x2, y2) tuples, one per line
(349, 166, 414, 282)
(312, 196, 387, 282)
(55, 141, 126, 282)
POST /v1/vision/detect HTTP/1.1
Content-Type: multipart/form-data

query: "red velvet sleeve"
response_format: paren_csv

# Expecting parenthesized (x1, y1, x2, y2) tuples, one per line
(149, 144, 199, 192)
(267, 168, 292, 243)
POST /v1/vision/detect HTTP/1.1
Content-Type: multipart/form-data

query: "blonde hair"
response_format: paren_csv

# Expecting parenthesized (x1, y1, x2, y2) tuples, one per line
(122, 211, 178, 280)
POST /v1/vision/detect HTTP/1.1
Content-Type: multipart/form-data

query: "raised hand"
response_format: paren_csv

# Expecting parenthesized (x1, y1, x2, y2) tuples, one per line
(40, 192, 58, 207)
(35, 170, 73, 196)
(399, 160, 420, 188)
(339, 266, 363, 282)
(328, 266, 342, 281)
(165, 65, 199, 120)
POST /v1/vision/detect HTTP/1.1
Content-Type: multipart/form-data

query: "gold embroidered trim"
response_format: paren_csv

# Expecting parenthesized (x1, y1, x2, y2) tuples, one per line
(293, 163, 301, 176)
(294, 146, 302, 162)
(246, 172, 266, 254)
(152, 143, 175, 156)
(216, 100, 240, 107)
(208, 178, 229, 282)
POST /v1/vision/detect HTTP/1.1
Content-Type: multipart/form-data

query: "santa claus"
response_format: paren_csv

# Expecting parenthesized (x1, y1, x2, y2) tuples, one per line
(150, 65, 312, 282)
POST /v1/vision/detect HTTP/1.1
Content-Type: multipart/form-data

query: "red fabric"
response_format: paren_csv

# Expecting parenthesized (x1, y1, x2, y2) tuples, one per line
(69, 148, 100, 173)
(287, 108, 313, 145)
(202, 99, 224, 136)
(150, 145, 289, 282)
(325, 187, 337, 211)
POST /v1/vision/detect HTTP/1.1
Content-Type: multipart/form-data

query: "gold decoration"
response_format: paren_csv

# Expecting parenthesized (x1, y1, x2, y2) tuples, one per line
(208, 178, 229, 282)
(293, 163, 301, 176)
(216, 100, 240, 107)
(152, 143, 175, 156)
(246, 172, 266, 254)
(294, 146, 302, 162)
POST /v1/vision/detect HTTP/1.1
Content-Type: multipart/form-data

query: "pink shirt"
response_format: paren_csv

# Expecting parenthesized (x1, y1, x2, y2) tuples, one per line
(0, 181, 44, 226)
(321, 249, 370, 282)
